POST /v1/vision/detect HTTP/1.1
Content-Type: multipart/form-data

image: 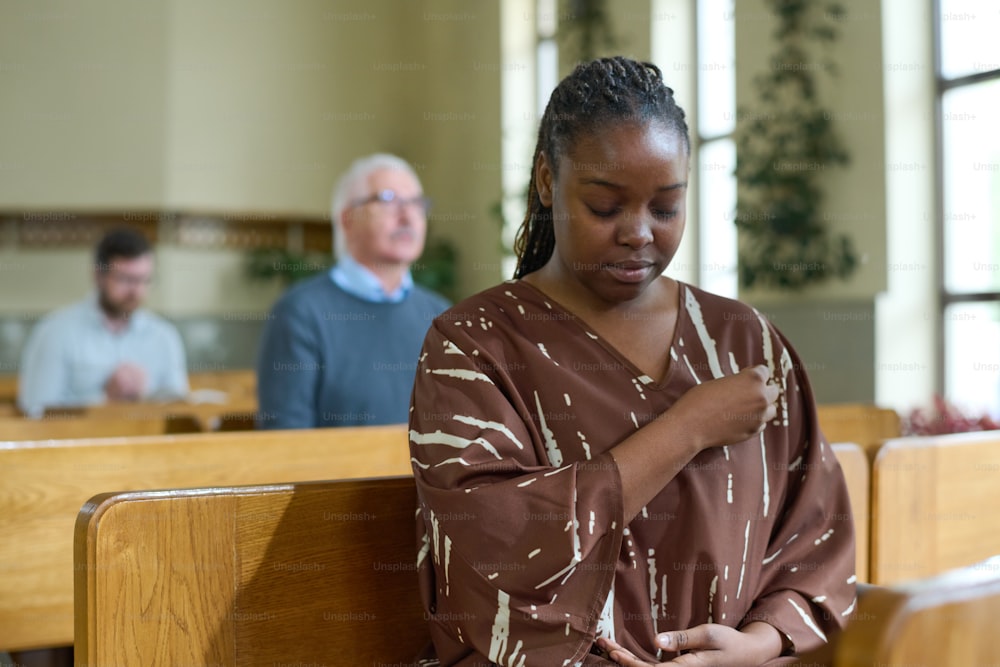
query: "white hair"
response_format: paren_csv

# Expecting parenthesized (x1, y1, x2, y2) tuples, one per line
(330, 153, 422, 260)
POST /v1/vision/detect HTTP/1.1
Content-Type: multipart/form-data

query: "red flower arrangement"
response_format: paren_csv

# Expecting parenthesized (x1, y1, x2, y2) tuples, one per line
(903, 395, 1000, 436)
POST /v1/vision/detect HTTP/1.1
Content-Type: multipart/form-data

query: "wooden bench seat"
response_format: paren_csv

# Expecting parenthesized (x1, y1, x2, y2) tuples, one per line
(817, 402, 902, 459)
(831, 442, 869, 583)
(75, 476, 427, 667)
(0, 424, 411, 652)
(0, 414, 202, 440)
(75, 475, 1000, 667)
(870, 430, 1000, 585)
(831, 557, 1000, 666)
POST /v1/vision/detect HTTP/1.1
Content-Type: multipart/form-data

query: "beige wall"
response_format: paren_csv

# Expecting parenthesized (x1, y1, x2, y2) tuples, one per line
(162, 0, 415, 216)
(398, 0, 503, 296)
(0, 0, 169, 208)
(0, 0, 503, 313)
(0, 245, 284, 316)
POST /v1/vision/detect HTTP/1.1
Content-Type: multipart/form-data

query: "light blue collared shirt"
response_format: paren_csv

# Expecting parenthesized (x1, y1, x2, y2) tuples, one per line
(16, 293, 189, 418)
(329, 254, 413, 304)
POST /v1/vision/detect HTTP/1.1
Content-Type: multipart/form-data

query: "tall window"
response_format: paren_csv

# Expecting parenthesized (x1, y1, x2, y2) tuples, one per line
(695, 0, 737, 298)
(936, 0, 1000, 416)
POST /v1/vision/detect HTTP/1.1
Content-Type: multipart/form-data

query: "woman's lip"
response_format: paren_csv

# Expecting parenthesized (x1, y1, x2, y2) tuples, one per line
(605, 263, 654, 283)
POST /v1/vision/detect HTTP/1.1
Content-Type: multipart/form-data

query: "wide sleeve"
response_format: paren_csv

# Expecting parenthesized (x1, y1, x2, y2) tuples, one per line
(255, 294, 321, 429)
(740, 325, 857, 656)
(410, 318, 624, 667)
(16, 318, 70, 419)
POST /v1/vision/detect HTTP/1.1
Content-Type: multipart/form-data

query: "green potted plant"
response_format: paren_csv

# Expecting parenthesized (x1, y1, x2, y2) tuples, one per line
(733, 0, 858, 290)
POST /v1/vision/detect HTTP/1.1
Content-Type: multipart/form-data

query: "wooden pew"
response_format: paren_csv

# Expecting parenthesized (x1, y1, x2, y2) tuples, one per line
(830, 442, 869, 583)
(0, 375, 19, 417)
(0, 374, 17, 402)
(831, 557, 1000, 666)
(0, 370, 257, 425)
(0, 424, 411, 653)
(61, 399, 259, 431)
(76, 475, 1000, 667)
(188, 368, 256, 401)
(0, 414, 202, 440)
(817, 403, 902, 460)
(74, 476, 428, 667)
(870, 430, 1000, 586)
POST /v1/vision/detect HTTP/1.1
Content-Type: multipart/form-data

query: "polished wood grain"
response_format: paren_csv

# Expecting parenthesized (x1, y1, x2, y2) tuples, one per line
(831, 442, 869, 583)
(0, 424, 411, 652)
(0, 370, 258, 431)
(817, 403, 901, 459)
(871, 431, 1000, 585)
(75, 477, 427, 667)
(834, 558, 1000, 666)
(0, 414, 201, 440)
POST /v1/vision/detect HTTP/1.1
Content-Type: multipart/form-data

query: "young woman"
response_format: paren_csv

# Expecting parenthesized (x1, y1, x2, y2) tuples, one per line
(409, 56, 855, 667)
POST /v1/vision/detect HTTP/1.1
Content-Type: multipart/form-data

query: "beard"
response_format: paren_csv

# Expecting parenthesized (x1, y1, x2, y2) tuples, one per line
(98, 291, 139, 320)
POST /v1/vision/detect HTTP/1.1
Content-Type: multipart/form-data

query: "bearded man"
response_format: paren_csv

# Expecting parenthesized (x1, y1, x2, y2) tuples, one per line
(17, 227, 188, 418)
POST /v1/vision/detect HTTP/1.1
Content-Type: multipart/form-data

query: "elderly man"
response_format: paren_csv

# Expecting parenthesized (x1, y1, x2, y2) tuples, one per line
(256, 153, 450, 428)
(17, 228, 189, 418)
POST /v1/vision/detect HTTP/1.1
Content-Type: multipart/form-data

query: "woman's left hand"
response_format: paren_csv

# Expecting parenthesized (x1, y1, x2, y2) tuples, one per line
(596, 621, 784, 666)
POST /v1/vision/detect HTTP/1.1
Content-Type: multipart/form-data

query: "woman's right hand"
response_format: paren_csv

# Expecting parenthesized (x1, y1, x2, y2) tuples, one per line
(611, 364, 781, 521)
(662, 364, 780, 453)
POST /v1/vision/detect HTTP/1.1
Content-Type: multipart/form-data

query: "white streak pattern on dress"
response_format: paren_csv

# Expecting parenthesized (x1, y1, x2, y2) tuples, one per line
(596, 584, 616, 641)
(430, 368, 493, 383)
(444, 535, 452, 595)
(682, 355, 703, 385)
(737, 520, 750, 599)
(538, 343, 559, 365)
(760, 432, 770, 517)
(535, 391, 564, 466)
(410, 429, 503, 459)
(416, 533, 430, 569)
(648, 549, 659, 636)
(685, 289, 725, 379)
(488, 590, 513, 664)
(708, 574, 718, 623)
(814, 529, 834, 546)
(453, 414, 526, 450)
(788, 597, 828, 642)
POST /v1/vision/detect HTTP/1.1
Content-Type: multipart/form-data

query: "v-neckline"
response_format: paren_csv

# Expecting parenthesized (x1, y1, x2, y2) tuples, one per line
(512, 279, 687, 390)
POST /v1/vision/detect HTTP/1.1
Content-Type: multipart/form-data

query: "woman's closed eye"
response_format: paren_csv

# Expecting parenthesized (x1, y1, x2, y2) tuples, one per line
(652, 208, 678, 220)
(587, 204, 621, 218)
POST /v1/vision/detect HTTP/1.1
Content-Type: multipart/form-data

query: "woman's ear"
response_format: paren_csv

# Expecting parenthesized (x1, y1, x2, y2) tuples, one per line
(535, 152, 554, 208)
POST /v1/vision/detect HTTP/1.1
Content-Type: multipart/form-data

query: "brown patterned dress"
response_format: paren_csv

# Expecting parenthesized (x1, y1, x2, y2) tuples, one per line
(409, 280, 856, 666)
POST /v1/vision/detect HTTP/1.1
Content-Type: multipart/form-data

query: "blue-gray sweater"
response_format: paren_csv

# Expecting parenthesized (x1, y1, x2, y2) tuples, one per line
(256, 275, 449, 428)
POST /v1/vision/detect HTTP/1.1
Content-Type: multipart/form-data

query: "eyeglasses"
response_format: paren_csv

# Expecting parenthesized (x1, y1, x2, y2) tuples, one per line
(348, 189, 432, 215)
(106, 271, 154, 287)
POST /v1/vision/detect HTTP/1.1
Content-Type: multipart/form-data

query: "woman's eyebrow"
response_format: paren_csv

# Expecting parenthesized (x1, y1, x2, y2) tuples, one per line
(579, 177, 688, 191)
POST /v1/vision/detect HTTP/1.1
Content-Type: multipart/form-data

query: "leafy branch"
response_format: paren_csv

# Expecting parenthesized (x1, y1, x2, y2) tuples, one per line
(733, 0, 858, 290)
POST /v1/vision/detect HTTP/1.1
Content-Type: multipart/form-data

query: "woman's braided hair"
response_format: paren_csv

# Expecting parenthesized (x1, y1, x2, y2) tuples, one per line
(513, 56, 690, 279)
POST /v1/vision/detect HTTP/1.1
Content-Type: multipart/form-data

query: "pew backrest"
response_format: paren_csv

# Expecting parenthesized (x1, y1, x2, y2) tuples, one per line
(0, 414, 202, 440)
(56, 399, 259, 432)
(870, 430, 1000, 585)
(0, 424, 411, 652)
(834, 558, 1000, 666)
(188, 369, 257, 401)
(817, 403, 901, 459)
(831, 442, 869, 583)
(75, 476, 428, 666)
